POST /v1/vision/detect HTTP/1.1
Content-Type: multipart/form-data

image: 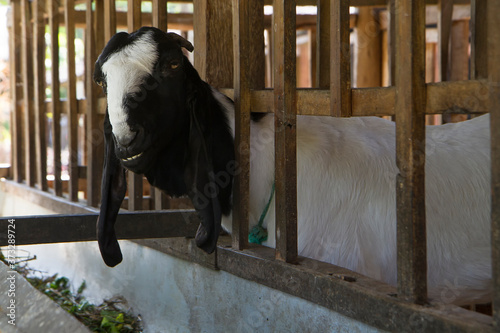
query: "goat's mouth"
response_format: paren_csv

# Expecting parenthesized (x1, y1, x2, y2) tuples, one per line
(121, 151, 143, 163)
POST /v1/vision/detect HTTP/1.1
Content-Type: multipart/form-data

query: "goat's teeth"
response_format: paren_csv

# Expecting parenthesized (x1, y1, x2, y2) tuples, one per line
(122, 152, 143, 162)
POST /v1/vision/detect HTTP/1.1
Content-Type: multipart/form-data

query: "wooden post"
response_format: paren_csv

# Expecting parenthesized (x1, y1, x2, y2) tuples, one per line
(152, 0, 168, 32)
(104, 0, 117, 43)
(64, 0, 80, 201)
(48, 0, 62, 196)
(355, 7, 382, 88)
(330, 0, 351, 117)
(472, 0, 500, 327)
(316, 0, 330, 88)
(394, 0, 427, 305)
(33, 0, 48, 191)
(126, 0, 143, 211)
(9, 0, 24, 183)
(21, 0, 36, 187)
(273, 0, 297, 263)
(437, 0, 453, 82)
(193, 0, 233, 88)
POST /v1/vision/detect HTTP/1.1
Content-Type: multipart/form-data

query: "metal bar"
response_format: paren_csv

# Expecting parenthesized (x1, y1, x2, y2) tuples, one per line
(49, 0, 63, 197)
(273, 0, 298, 263)
(33, 0, 48, 192)
(437, 0, 453, 81)
(152, 0, 168, 31)
(21, 0, 36, 187)
(231, 0, 251, 250)
(104, 0, 116, 43)
(394, 0, 427, 305)
(0, 211, 200, 246)
(330, 0, 351, 117)
(9, 0, 24, 183)
(64, 0, 80, 201)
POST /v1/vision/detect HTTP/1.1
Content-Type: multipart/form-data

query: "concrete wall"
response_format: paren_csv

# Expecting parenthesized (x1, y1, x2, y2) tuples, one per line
(1, 187, 385, 332)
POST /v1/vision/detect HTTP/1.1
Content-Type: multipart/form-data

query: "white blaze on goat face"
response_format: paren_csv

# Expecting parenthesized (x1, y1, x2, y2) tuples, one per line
(101, 31, 158, 146)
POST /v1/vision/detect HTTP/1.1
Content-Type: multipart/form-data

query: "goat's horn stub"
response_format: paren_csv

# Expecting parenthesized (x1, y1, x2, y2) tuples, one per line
(166, 32, 194, 52)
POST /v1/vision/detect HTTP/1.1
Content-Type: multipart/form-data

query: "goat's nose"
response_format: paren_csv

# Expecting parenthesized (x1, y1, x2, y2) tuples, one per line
(114, 131, 138, 148)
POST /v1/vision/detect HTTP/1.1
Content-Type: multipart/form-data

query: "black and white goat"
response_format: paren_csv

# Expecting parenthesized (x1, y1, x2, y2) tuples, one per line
(94, 27, 491, 305)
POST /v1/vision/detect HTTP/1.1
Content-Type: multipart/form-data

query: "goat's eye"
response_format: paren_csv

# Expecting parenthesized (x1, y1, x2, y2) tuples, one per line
(170, 61, 180, 70)
(96, 80, 105, 88)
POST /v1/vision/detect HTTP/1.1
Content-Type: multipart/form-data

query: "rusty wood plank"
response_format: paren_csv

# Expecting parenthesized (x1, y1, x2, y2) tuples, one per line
(330, 0, 351, 117)
(437, 0, 453, 81)
(21, 0, 36, 187)
(9, 0, 24, 183)
(316, 0, 330, 88)
(215, 239, 494, 333)
(394, 0, 427, 305)
(152, 0, 168, 31)
(64, 0, 80, 202)
(0, 211, 200, 246)
(273, 0, 298, 263)
(127, 0, 141, 31)
(85, 0, 102, 207)
(49, 0, 63, 197)
(104, 0, 117, 43)
(33, 0, 48, 192)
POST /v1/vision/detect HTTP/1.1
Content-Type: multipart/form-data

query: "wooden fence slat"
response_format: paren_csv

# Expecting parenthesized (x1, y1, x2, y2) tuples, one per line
(394, 0, 427, 305)
(21, 0, 36, 187)
(273, 0, 298, 263)
(128, 0, 142, 32)
(126, 0, 143, 211)
(104, 0, 117, 43)
(437, 0, 453, 81)
(86, 0, 103, 207)
(9, 0, 24, 183)
(152, 0, 168, 32)
(33, 0, 48, 192)
(49, 0, 63, 197)
(231, 0, 252, 250)
(316, 0, 330, 88)
(64, 0, 80, 202)
(330, 0, 351, 117)
(0, 211, 200, 246)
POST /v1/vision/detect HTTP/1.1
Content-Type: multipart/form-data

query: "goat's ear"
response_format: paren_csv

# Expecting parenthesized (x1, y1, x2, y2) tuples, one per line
(184, 106, 226, 254)
(97, 111, 127, 267)
(166, 32, 194, 52)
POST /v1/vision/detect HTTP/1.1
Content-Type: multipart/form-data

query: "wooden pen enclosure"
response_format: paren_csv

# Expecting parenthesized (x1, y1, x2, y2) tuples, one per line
(3, 0, 500, 331)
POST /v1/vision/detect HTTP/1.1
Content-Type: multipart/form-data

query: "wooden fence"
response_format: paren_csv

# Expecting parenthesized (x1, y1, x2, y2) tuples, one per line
(4, 0, 500, 331)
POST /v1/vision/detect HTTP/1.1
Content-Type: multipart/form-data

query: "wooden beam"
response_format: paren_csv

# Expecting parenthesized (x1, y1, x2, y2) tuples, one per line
(127, 0, 141, 31)
(437, 0, 453, 81)
(330, 0, 351, 116)
(316, 0, 330, 88)
(104, 0, 116, 43)
(273, 0, 298, 263)
(355, 7, 382, 88)
(0, 211, 200, 246)
(394, 0, 427, 305)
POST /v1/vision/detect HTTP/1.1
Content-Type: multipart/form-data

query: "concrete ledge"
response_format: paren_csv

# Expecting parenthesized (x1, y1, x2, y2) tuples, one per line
(0, 262, 90, 333)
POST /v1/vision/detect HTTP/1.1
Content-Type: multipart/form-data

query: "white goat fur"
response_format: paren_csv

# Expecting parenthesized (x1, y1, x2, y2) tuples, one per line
(216, 91, 491, 305)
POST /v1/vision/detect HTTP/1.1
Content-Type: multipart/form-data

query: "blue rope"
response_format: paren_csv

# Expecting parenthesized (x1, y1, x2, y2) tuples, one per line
(249, 182, 275, 244)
